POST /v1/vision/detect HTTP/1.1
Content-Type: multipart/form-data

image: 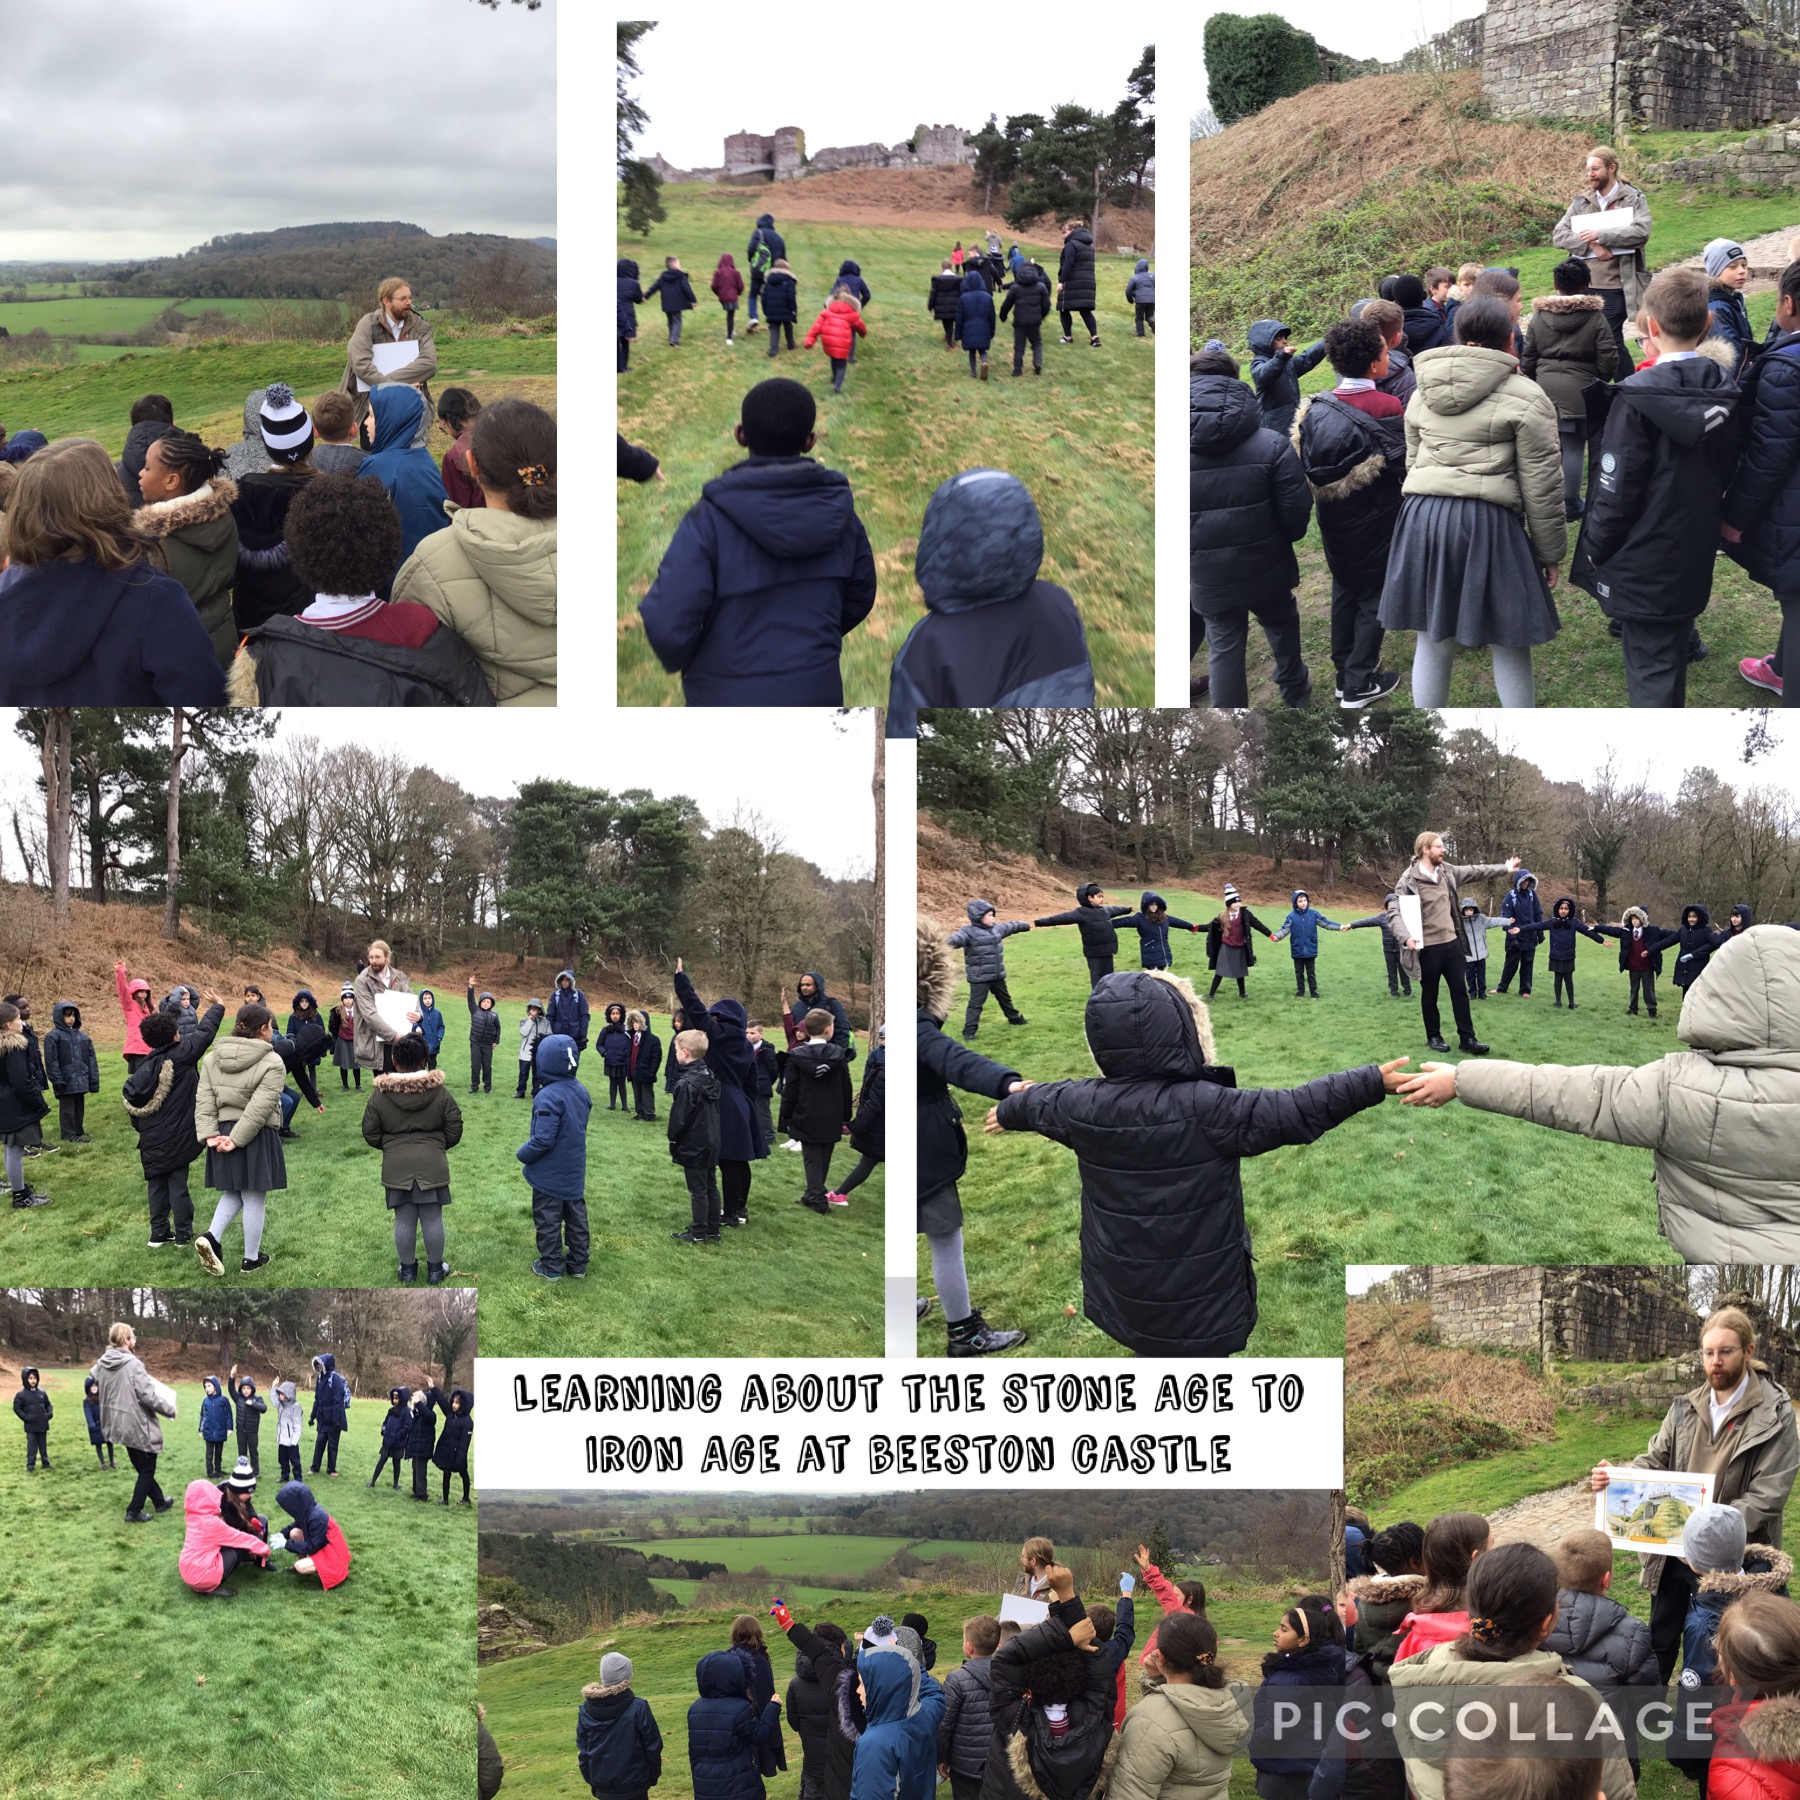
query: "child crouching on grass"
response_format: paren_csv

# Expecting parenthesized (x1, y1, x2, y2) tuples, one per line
(668, 1028, 722, 1245)
(1397, 924, 1800, 1261)
(804, 286, 867, 395)
(273, 1480, 352, 1588)
(362, 1033, 463, 1286)
(986, 968, 1409, 1356)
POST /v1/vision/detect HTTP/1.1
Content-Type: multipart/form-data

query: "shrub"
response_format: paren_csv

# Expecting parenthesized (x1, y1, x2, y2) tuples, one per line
(1205, 13, 1322, 127)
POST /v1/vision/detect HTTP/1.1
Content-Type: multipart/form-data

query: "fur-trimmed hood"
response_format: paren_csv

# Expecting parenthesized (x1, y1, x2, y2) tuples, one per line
(0, 1027, 26, 1055)
(1290, 393, 1395, 502)
(1531, 293, 1606, 315)
(372, 1067, 446, 1094)
(1724, 1693, 1800, 1764)
(582, 1678, 635, 1700)
(1084, 967, 1217, 1079)
(1697, 1546, 1795, 1595)
(919, 919, 956, 1020)
(1009, 1716, 1126, 1800)
(1622, 905, 1649, 928)
(1697, 334, 1740, 372)
(122, 1056, 176, 1118)
(132, 476, 239, 538)
(1350, 1571, 1426, 1605)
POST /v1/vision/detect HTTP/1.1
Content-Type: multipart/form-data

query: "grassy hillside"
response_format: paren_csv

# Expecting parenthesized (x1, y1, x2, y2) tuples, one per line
(921, 887, 1678, 1359)
(0, 334, 556, 453)
(610, 1533, 1011, 1575)
(0, 295, 263, 334)
(0, 1368, 477, 1800)
(6, 989, 882, 1359)
(618, 182, 1155, 709)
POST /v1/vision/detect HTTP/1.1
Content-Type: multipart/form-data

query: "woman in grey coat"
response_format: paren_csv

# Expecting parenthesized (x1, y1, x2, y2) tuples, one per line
(91, 1321, 178, 1522)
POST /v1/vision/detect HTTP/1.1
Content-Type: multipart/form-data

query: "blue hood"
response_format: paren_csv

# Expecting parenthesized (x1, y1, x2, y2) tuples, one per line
(368, 384, 426, 456)
(966, 899, 997, 925)
(556, 969, 578, 988)
(961, 270, 986, 294)
(1135, 258, 1150, 273)
(838, 259, 862, 278)
(794, 973, 830, 1008)
(618, 259, 639, 279)
(204, 1376, 222, 1397)
(314, 1353, 336, 1378)
(1140, 891, 1166, 913)
(1291, 890, 1309, 907)
(1248, 318, 1289, 357)
(603, 1003, 626, 1027)
(711, 997, 748, 1030)
(535, 1031, 582, 1081)
(275, 1480, 331, 1552)
(915, 468, 1043, 614)
(0, 430, 47, 464)
(703, 458, 857, 561)
(858, 1640, 924, 1725)
(755, 213, 775, 229)
(1731, 903, 1756, 930)
(1513, 869, 1538, 893)
(696, 1650, 749, 1700)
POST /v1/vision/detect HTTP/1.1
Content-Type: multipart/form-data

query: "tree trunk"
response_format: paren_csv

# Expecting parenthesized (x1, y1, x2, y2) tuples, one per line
(86, 775, 109, 904)
(40, 710, 73, 926)
(983, 171, 995, 213)
(163, 710, 188, 940)
(871, 714, 886, 1034)
(1329, 1490, 1348, 1597)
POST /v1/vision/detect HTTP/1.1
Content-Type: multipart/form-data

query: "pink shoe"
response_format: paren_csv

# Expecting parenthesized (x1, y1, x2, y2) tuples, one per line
(1740, 655, 1784, 695)
(826, 1192, 849, 1207)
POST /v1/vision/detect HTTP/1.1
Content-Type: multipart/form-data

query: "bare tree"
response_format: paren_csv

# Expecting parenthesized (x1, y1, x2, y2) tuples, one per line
(1572, 756, 1650, 922)
(163, 709, 194, 938)
(39, 709, 73, 925)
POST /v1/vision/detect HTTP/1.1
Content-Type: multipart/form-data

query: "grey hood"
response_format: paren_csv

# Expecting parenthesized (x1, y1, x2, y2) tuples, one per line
(914, 468, 1043, 613)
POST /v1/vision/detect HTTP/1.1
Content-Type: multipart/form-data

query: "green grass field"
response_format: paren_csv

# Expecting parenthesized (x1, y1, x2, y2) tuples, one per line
(0, 295, 262, 334)
(618, 183, 1155, 708)
(922, 894, 1677, 1358)
(480, 1587, 1285, 1800)
(610, 1533, 1009, 1576)
(0, 335, 557, 454)
(1226, 181, 1800, 707)
(0, 1369, 477, 1800)
(5, 994, 882, 1359)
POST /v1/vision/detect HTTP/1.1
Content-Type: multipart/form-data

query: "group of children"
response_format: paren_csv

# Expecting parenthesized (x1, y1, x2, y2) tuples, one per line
(1194, 175, 1800, 709)
(0, 367, 558, 708)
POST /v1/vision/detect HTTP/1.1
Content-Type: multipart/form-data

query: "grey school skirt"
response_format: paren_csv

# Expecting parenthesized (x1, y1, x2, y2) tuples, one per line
(1379, 494, 1561, 648)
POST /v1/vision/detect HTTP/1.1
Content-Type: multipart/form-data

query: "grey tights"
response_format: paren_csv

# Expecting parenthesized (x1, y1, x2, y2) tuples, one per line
(926, 1227, 973, 1324)
(1410, 634, 1536, 709)
(207, 1191, 267, 1259)
(393, 1202, 447, 1263)
(4, 1145, 22, 1191)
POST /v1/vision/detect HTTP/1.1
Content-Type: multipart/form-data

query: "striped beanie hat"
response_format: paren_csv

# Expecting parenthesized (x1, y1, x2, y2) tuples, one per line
(1223, 883, 1241, 904)
(259, 383, 314, 461)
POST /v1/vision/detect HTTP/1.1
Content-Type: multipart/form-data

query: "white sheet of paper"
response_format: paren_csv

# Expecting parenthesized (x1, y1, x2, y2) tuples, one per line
(1397, 894, 1424, 948)
(374, 988, 418, 1038)
(999, 1593, 1049, 1626)
(1582, 207, 1640, 243)
(356, 338, 421, 391)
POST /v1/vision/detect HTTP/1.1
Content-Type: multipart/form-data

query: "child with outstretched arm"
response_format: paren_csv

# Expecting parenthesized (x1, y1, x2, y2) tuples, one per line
(987, 968, 1409, 1356)
(946, 902, 1032, 1039)
(1034, 883, 1135, 989)
(1271, 889, 1343, 998)
(1345, 895, 1412, 998)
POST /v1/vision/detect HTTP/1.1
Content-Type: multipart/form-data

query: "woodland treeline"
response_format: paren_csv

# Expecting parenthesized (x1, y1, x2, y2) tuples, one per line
(5, 711, 874, 1009)
(0, 1286, 476, 1391)
(921, 709, 1800, 922)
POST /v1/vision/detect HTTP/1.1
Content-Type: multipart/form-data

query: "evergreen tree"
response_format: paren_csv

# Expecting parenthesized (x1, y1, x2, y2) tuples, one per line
(618, 22, 667, 237)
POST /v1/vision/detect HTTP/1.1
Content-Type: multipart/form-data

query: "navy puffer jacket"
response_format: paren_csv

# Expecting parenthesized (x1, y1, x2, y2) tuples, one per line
(1500, 871, 1545, 948)
(1724, 333, 1800, 589)
(675, 970, 768, 1163)
(1673, 902, 1719, 987)
(580, 1683, 665, 1798)
(1190, 374, 1312, 614)
(1116, 891, 1199, 970)
(886, 466, 1093, 737)
(688, 1650, 783, 1800)
(995, 970, 1385, 1355)
(919, 922, 1018, 1199)
(618, 259, 646, 337)
(430, 1385, 473, 1472)
(379, 1389, 411, 1453)
(310, 1354, 349, 1432)
(947, 900, 1031, 985)
(1254, 1644, 1347, 1775)
(406, 1390, 437, 1458)
(955, 273, 996, 352)
(836, 260, 871, 309)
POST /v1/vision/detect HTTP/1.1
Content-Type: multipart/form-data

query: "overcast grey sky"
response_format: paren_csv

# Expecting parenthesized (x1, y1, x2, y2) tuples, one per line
(2, 0, 556, 261)
(1196, 0, 1484, 77)
(630, 22, 1155, 170)
(0, 710, 875, 880)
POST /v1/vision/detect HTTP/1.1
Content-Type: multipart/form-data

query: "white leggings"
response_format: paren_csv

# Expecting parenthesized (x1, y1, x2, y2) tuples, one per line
(1409, 634, 1537, 708)
(208, 1191, 267, 1259)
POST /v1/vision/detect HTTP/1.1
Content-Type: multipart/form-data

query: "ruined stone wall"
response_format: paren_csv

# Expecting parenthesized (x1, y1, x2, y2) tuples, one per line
(773, 128, 807, 180)
(730, 123, 971, 182)
(724, 132, 776, 176)
(1483, 0, 1621, 123)
(1395, 15, 1487, 73)
(1644, 121, 1800, 184)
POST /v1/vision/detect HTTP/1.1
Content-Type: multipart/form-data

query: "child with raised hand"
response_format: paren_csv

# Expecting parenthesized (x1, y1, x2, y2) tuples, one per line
(115, 962, 157, 1070)
(987, 969, 1410, 1356)
(988, 1563, 1112, 1800)
(669, 1027, 723, 1245)
(199, 1374, 232, 1479)
(515, 998, 549, 1099)
(579, 1650, 665, 1800)
(1109, 1613, 1246, 1800)
(272, 1479, 352, 1588)
(13, 1364, 51, 1471)
(192, 1002, 287, 1277)
(1397, 923, 1800, 1260)
(45, 999, 98, 1144)
(1272, 890, 1344, 999)
(1131, 1542, 1209, 1681)
(804, 285, 867, 395)
(363, 1031, 463, 1286)
(429, 1384, 474, 1505)
(466, 979, 500, 1095)
(406, 1387, 436, 1500)
(1253, 1596, 1347, 1800)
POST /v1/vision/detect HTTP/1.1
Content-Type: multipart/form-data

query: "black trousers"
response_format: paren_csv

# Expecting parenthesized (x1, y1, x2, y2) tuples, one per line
(94, 1437, 115, 1467)
(765, 320, 795, 354)
(236, 1431, 259, 1476)
(469, 1042, 492, 1091)
(1011, 323, 1042, 374)
(205, 1438, 225, 1478)
(442, 1464, 470, 1503)
(58, 1092, 85, 1138)
(1085, 954, 1113, 989)
(1465, 957, 1488, 998)
(941, 318, 956, 345)
(1599, 288, 1635, 374)
(1619, 614, 1693, 709)
(311, 1427, 341, 1475)
(684, 1162, 721, 1235)
(1201, 589, 1310, 708)
(608, 1074, 628, 1109)
(1650, 1556, 1697, 1685)
(1418, 939, 1476, 1044)
(1060, 307, 1098, 338)
(25, 1429, 48, 1469)
(147, 1168, 194, 1239)
(127, 1446, 164, 1515)
(723, 304, 736, 339)
(1383, 941, 1411, 996)
(1329, 574, 1386, 699)
(1551, 959, 1576, 1005)
(1497, 940, 1536, 994)
(633, 1079, 657, 1119)
(1292, 956, 1318, 995)
(372, 1447, 404, 1487)
(278, 1442, 302, 1482)
(412, 1454, 431, 1499)
(801, 1140, 834, 1206)
(752, 1095, 774, 1153)
(619, 336, 630, 373)
(530, 1189, 590, 1276)
(1134, 302, 1155, 336)
(1628, 968, 1658, 1014)
(721, 1159, 751, 1221)
(1208, 974, 1247, 999)
(839, 1152, 880, 1194)
(963, 976, 1024, 1036)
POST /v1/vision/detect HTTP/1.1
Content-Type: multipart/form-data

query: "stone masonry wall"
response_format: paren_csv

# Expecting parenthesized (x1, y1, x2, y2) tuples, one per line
(1484, 0, 1621, 122)
(1643, 119, 1800, 183)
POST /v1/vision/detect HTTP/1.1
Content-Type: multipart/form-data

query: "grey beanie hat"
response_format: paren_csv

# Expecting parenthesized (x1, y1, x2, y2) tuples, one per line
(891, 1625, 924, 1661)
(600, 1651, 634, 1687)
(1703, 238, 1747, 280)
(1685, 1502, 1747, 1573)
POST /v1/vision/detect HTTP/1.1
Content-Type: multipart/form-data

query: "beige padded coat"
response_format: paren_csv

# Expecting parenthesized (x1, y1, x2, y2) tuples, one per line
(1454, 925, 1800, 1260)
(391, 508, 556, 706)
(193, 1035, 286, 1149)
(1103, 1681, 1247, 1800)
(1402, 345, 1567, 568)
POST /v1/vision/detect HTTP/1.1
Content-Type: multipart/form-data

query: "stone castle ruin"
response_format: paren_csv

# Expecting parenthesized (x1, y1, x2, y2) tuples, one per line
(646, 124, 976, 188)
(1327, 0, 1800, 134)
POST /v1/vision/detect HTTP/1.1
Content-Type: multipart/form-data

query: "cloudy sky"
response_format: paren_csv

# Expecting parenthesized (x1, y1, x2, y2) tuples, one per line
(0, 710, 876, 880)
(2, 0, 556, 261)
(628, 22, 1155, 170)
(1196, 0, 1484, 83)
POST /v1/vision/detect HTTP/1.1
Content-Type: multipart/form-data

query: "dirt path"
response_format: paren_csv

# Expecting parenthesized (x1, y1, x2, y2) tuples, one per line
(1676, 222, 1800, 289)
(1484, 1480, 1596, 1546)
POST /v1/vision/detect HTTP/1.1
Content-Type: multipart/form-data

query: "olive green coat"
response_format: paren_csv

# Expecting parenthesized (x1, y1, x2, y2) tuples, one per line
(193, 1035, 286, 1149)
(135, 479, 241, 669)
(362, 1068, 464, 1193)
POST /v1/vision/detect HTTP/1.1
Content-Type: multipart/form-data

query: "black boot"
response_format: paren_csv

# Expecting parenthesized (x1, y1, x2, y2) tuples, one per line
(397, 1263, 418, 1284)
(1426, 1036, 1449, 1052)
(947, 1309, 1029, 1357)
(1458, 1036, 1491, 1055)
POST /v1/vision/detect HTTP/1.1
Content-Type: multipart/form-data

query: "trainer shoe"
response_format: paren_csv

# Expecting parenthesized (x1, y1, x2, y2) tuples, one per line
(1340, 671, 1401, 710)
(24, 1143, 56, 1158)
(148, 1232, 173, 1249)
(194, 1233, 225, 1275)
(530, 1259, 562, 1281)
(1741, 655, 1784, 695)
(241, 1253, 270, 1273)
(826, 1192, 849, 1207)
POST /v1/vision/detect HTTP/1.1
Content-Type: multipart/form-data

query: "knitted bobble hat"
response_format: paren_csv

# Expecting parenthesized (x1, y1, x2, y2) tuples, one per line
(1223, 883, 1241, 904)
(259, 382, 314, 461)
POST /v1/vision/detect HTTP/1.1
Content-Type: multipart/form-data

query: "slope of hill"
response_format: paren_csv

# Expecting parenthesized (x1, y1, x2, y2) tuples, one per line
(1191, 70, 1589, 342)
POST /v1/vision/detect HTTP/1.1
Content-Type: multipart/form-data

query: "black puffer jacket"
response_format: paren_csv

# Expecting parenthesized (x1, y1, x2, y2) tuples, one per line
(121, 1002, 226, 1174)
(1057, 229, 1097, 313)
(919, 923, 1019, 1200)
(233, 615, 496, 707)
(1190, 375, 1312, 615)
(982, 1607, 1114, 1800)
(994, 970, 1385, 1355)
(783, 1619, 861, 1800)
(1000, 267, 1053, 331)
(785, 1645, 837, 1797)
(13, 1370, 52, 1432)
(429, 1385, 474, 1473)
(1724, 333, 1800, 591)
(1292, 394, 1406, 589)
(1034, 884, 1133, 956)
(1543, 1587, 1658, 1694)
(939, 1654, 994, 1780)
(930, 270, 964, 322)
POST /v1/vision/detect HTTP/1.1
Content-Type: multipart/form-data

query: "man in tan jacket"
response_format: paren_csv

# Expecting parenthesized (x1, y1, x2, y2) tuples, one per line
(1589, 1305, 1799, 1681)
(353, 939, 418, 1075)
(341, 277, 437, 432)
(1552, 146, 1653, 371)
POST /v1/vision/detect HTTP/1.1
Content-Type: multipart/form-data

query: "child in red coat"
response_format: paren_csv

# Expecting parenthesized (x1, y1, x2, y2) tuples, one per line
(713, 254, 746, 345)
(804, 287, 868, 395)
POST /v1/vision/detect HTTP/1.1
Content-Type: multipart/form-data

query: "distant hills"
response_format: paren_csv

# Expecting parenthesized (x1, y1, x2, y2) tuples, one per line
(69, 221, 557, 308)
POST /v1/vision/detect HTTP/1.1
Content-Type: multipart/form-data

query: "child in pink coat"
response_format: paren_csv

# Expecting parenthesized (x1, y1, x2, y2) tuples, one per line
(115, 962, 155, 1070)
(179, 1479, 271, 1596)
